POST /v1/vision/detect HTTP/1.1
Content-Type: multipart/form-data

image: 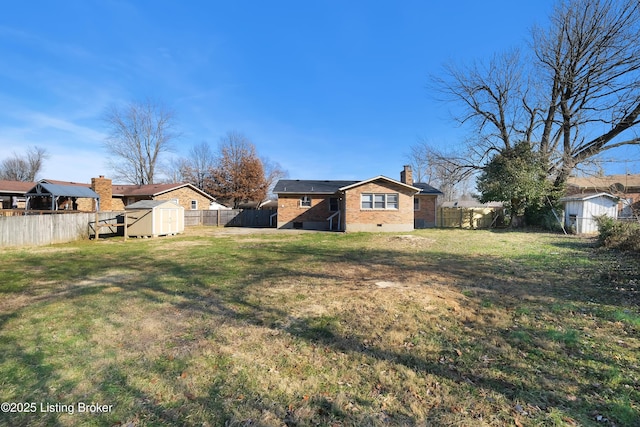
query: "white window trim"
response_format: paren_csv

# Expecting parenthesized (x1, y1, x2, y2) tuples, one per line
(191, 200, 198, 210)
(300, 195, 312, 208)
(361, 193, 399, 210)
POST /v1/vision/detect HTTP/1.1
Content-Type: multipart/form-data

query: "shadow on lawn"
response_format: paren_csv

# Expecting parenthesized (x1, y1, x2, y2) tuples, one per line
(2, 235, 639, 426)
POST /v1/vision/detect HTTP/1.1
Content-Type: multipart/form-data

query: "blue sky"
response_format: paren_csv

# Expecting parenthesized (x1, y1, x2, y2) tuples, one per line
(1, 0, 637, 184)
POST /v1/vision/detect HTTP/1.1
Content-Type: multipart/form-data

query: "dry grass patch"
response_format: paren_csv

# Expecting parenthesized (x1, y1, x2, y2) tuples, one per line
(0, 228, 638, 426)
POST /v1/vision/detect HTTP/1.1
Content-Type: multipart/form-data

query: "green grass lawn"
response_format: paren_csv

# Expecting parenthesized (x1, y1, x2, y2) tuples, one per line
(0, 228, 638, 426)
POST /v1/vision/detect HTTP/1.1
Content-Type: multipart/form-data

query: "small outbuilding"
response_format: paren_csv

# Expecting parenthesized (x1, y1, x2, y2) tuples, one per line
(125, 200, 184, 238)
(559, 192, 619, 234)
(25, 182, 100, 211)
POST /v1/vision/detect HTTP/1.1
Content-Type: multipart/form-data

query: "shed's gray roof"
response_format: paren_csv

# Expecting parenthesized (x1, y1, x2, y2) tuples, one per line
(25, 182, 100, 199)
(273, 180, 358, 194)
(559, 192, 619, 202)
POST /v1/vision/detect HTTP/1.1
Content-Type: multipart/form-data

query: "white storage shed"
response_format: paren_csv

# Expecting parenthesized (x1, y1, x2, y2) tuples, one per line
(559, 193, 619, 234)
(125, 200, 184, 237)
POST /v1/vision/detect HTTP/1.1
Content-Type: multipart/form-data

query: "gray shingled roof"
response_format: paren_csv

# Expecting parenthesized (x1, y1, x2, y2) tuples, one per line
(273, 180, 358, 194)
(414, 182, 443, 195)
(274, 179, 443, 195)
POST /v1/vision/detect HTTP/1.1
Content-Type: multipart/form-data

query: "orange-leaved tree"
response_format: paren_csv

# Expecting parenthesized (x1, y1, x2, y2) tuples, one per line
(207, 131, 267, 209)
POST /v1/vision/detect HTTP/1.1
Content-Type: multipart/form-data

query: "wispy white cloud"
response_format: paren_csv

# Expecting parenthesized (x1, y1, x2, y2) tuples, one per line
(0, 100, 110, 182)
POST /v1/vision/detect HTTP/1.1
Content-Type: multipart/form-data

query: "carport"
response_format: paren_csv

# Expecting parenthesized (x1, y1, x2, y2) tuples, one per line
(25, 182, 100, 211)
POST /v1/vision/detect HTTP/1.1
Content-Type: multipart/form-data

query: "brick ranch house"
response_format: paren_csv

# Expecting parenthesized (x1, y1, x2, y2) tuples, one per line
(0, 180, 34, 209)
(0, 176, 215, 212)
(273, 166, 442, 232)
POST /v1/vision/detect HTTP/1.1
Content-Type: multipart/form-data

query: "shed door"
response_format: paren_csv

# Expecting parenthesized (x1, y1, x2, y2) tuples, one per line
(161, 208, 176, 234)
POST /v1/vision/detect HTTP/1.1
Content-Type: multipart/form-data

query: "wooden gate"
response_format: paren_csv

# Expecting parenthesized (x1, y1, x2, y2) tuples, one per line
(184, 209, 274, 227)
(438, 207, 503, 229)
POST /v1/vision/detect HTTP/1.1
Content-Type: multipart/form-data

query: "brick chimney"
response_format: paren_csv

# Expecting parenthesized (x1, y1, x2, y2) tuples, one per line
(91, 175, 112, 211)
(400, 165, 413, 186)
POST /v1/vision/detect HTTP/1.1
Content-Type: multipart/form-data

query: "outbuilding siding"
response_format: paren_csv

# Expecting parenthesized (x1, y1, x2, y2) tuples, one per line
(560, 193, 618, 234)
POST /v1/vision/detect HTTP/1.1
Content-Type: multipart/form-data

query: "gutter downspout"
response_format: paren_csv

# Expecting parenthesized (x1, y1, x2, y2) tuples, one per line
(341, 190, 346, 232)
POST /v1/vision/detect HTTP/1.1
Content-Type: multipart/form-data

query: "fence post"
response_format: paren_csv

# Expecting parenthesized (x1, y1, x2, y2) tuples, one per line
(95, 211, 100, 240)
(123, 212, 128, 241)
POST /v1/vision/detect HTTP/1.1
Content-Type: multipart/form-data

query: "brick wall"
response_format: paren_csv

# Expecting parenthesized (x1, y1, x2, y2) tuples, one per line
(400, 165, 413, 185)
(414, 195, 438, 227)
(277, 194, 336, 230)
(91, 176, 112, 211)
(75, 198, 94, 211)
(344, 181, 414, 232)
(110, 198, 126, 210)
(152, 187, 212, 211)
(78, 185, 210, 212)
(276, 180, 420, 232)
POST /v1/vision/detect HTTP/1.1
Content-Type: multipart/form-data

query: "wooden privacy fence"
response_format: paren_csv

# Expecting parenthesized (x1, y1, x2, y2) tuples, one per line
(0, 211, 124, 247)
(438, 207, 503, 229)
(184, 209, 275, 227)
(1, 209, 278, 248)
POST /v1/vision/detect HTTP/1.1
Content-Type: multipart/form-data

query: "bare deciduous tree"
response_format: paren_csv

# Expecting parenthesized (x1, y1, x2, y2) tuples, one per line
(406, 139, 474, 201)
(261, 157, 288, 202)
(103, 99, 178, 185)
(0, 146, 49, 181)
(535, 0, 640, 185)
(174, 141, 217, 190)
(431, 0, 640, 192)
(431, 49, 535, 173)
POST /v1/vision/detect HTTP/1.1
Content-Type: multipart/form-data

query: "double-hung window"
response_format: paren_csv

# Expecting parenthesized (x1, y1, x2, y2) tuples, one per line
(361, 194, 373, 209)
(300, 195, 311, 207)
(361, 193, 399, 210)
(374, 194, 386, 209)
(387, 194, 398, 209)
